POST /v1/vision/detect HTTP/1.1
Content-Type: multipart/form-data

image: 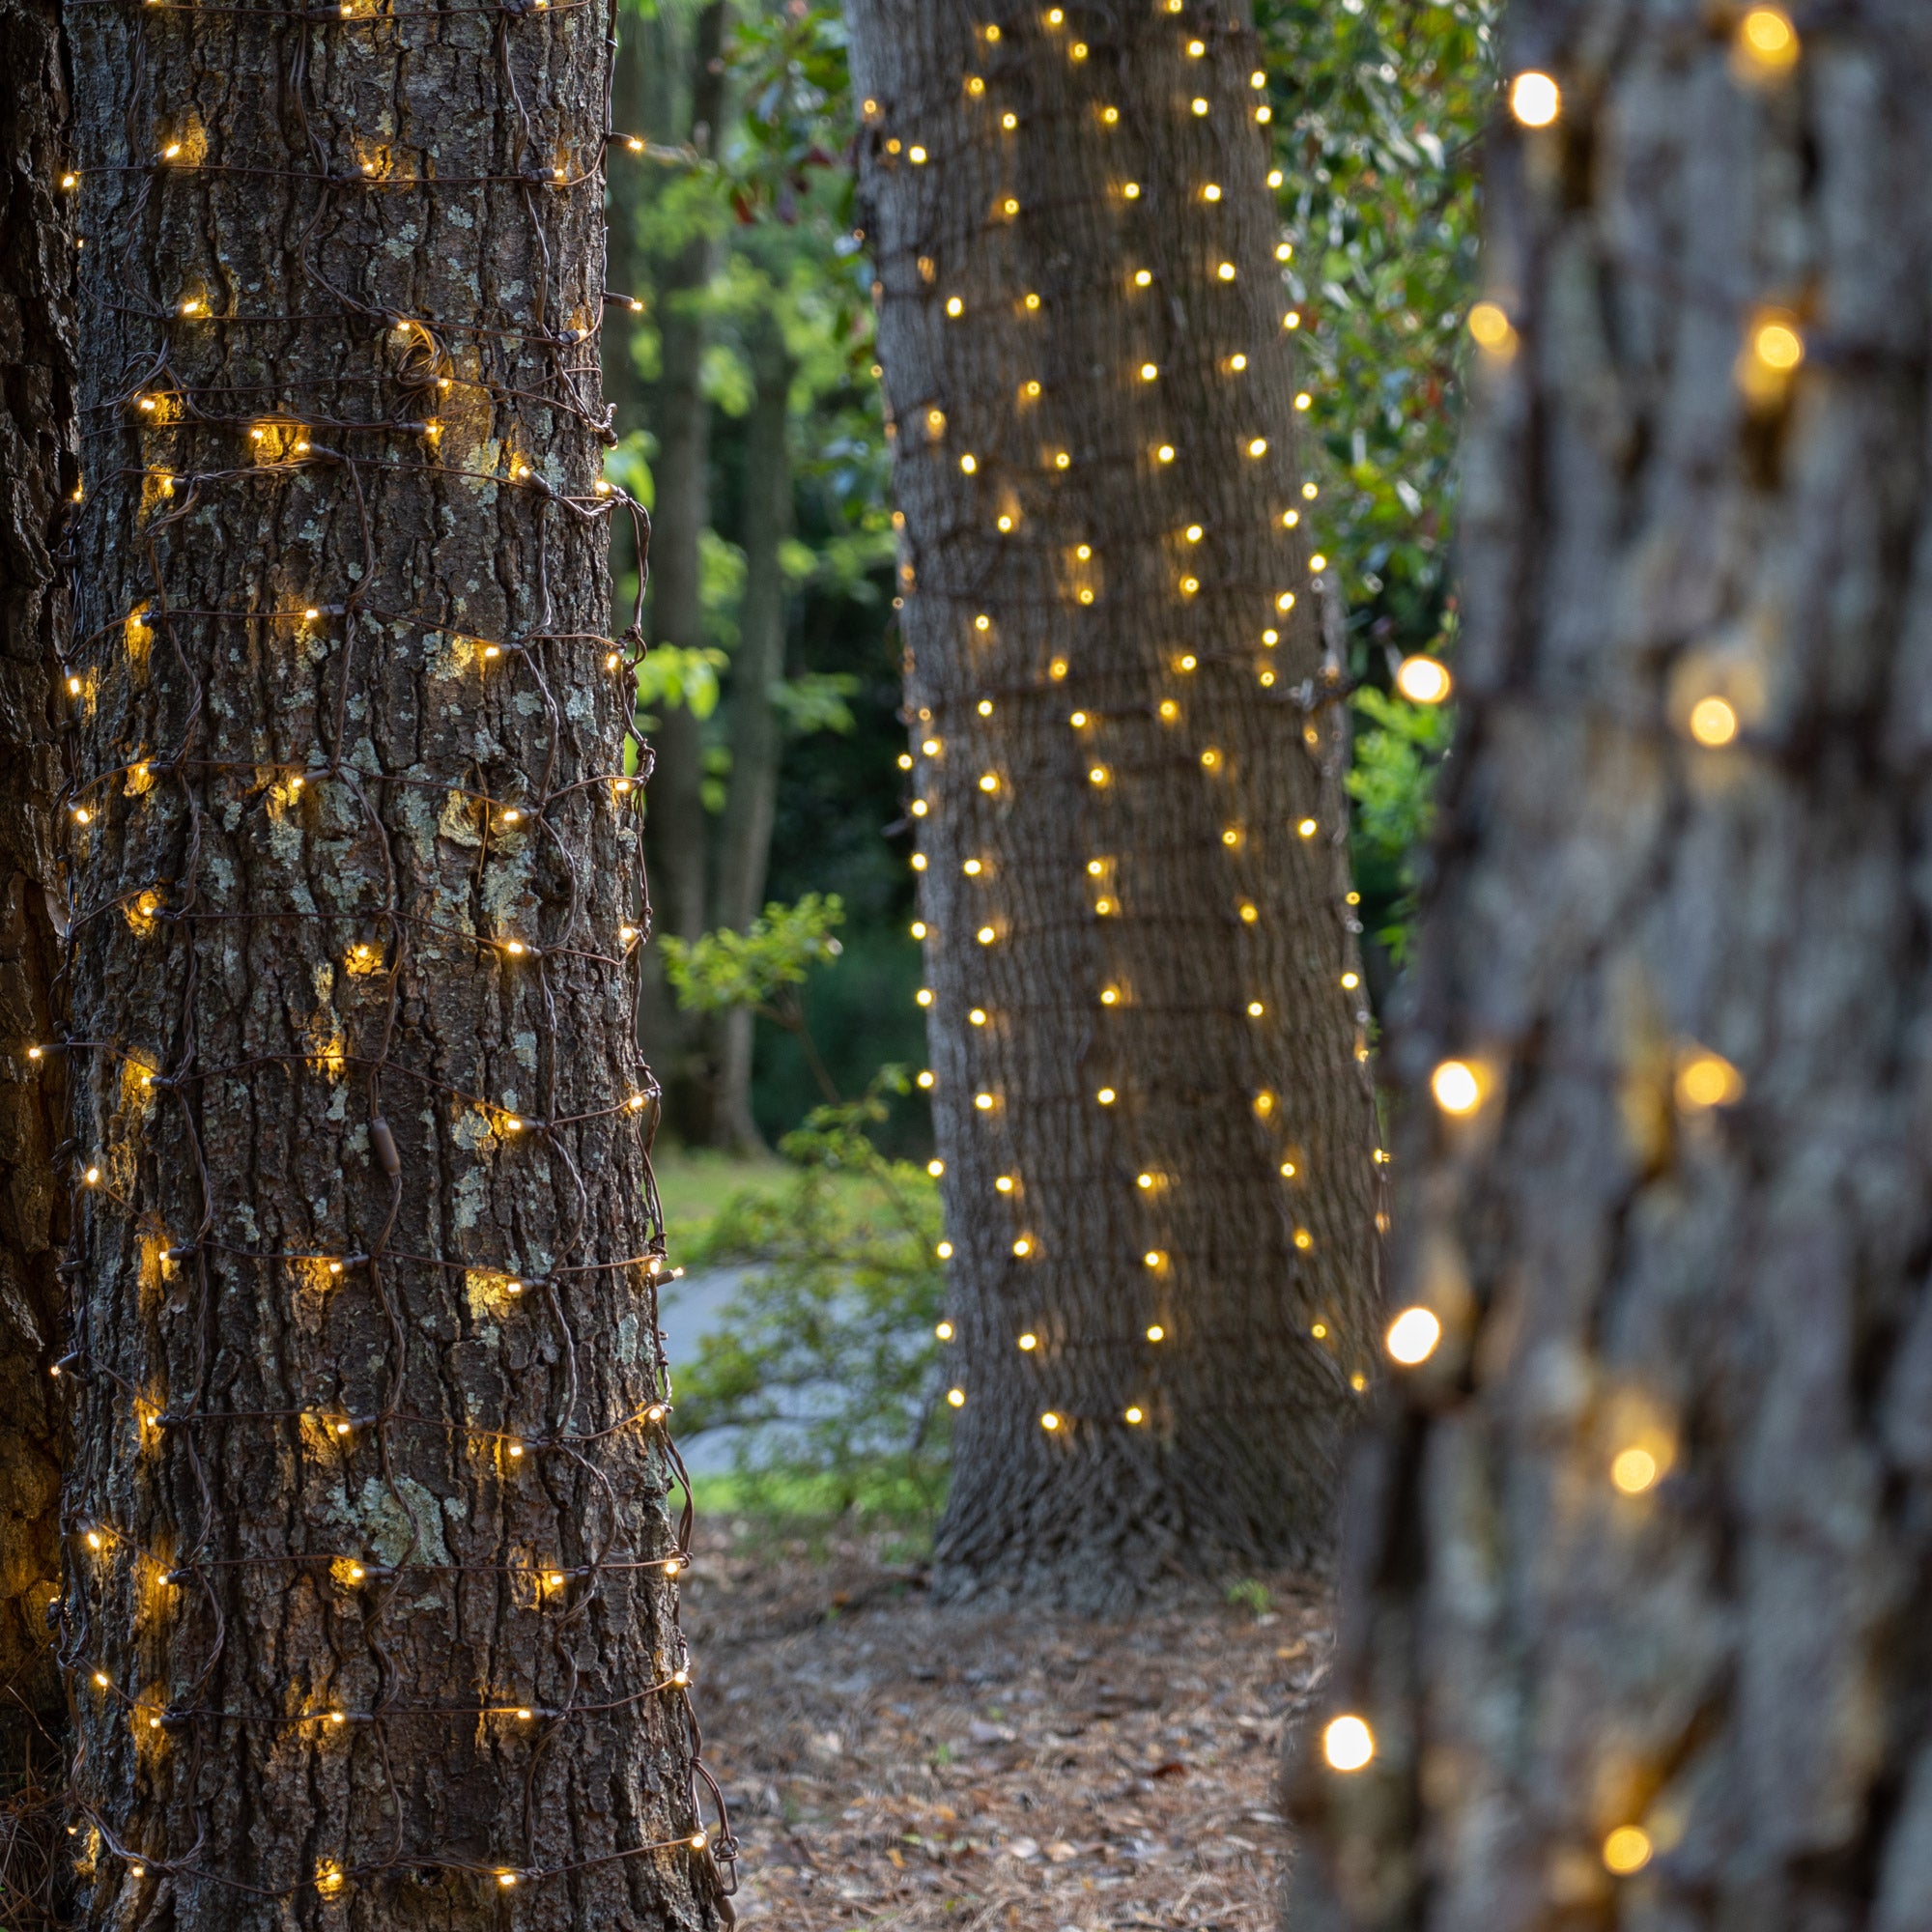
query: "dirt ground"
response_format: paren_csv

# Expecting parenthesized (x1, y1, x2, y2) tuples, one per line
(680, 1518, 1331, 1931)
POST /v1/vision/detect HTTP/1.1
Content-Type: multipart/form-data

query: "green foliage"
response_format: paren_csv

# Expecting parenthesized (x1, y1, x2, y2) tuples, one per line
(670, 1077, 951, 1514)
(769, 669, 859, 737)
(1348, 687, 1455, 963)
(659, 892, 846, 1018)
(1263, 0, 1496, 630)
(1226, 1578, 1274, 1617)
(1260, 0, 1497, 954)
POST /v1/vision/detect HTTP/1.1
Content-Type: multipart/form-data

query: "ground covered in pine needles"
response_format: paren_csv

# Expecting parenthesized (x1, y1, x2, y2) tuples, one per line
(682, 1516, 1329, 1931)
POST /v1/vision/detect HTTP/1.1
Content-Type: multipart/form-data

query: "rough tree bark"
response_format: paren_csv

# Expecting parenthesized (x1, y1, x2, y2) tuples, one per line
(1293, 8, 1932, 1929)
(639, 0, 730, 1144)
(0, 0, 73, 1835)
(846, 0, 1381, 1609)
(58, 14, 731, 1930)
(710, 316, 796, 1152)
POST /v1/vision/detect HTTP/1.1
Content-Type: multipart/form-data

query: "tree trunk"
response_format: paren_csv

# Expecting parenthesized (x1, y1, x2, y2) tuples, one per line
(639, 1, 729, 1145)
(604, 17, 653, 607)
(0, 0, 73, 1843)
(710, 318, 796, 1153)
(845, 1, 1381, 1610)
(1293, 11, 1932, 1930)
(61, 17, 730, 1930)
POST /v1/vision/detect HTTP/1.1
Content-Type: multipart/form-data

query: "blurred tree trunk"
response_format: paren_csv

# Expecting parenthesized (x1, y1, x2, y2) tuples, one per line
(605, 16, 653, 606)
(846, 0, 1381, 1609)
(62, 17, 728, 1928)
(0, 0, 72, 1839)
(711, 317, 797, 1153)
(1293, 9, 1932, 1929)
(641, 1, 730, 1145)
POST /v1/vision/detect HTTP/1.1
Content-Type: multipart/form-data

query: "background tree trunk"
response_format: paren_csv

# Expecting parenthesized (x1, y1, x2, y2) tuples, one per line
(60, 15, 730, 1929)
(1293, 9, 1932, 1928)
(846, 0, 1381, 1609)
(0, 0, 73, 1850)
(711, 317, 796, 1152)
(640, 0, 730, 1145)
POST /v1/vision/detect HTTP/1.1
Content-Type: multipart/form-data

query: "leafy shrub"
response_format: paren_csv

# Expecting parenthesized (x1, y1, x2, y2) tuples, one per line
(669, 1071, 951, 1518)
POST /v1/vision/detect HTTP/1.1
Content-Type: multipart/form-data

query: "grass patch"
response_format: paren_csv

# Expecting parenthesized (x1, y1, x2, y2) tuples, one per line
(686, 1459, 943, 1563)
(653, 1144, 889, 1256)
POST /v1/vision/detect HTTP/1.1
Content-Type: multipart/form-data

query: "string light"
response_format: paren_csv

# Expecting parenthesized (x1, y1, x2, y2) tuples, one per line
(1675, 1049, 1745, 1111)
(1385, 1308, 1441, 1366)
(1395, 656, 1453, 703)
(1322, 1716, 1375, 1772)
(1688, 695, 1739, 746)
(1602, 1827, 1654, 1875)
(1734, 7, 1799, 77)
(1431, 1060, 1484, 1115)
(1510, 71, 1562, 127)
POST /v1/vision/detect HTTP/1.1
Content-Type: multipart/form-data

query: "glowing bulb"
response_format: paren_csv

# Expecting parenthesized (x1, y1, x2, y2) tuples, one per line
(936, 1241, 953, 1259)
(918, 1069, 935, 1089)
(1602, 1827, 1653, 1875)
(979, 772, 1000, 792)
(1039, 1411, 1061, 1432)
(1610, 1447, 1660, 1494)
(1431, 1060, 1483, 1115)
(1689, 696, 1739, 746)
(1088, 765, 1110, 787)
(1191, 98, 1208, 116)
(1751, 316, 1804, 374)
(1510, 71, 1562, 128)
(1467, 301, 1515, 353)
(1017, 1331, 1037, 1350)
(1140, 361, 1159, 383)
(917, 988, 934, 1008)
(1095, 1087, 1117, 1106)
(1322, 1715, 1375, 1772)
(1395, 656, 1454, 704)
(977, 926, 995, 946)
(1736, 7, 1798, 72)
(1143, 1250, 1165, 1270)
(1386, 1308, 1441, 1366)
(969, 1009, 987, 1027)
(1147, 1323, 1165, 1343)
(910, 146, 927, 164)
(948, 1386, 966, 1407)
(1298, 818, 1319, 838)
(1247, 1002, 1264, 1019)
(1675, 1044, 1743, 1110)
(1122, 182, 1141, 199)
(1217, 262, 1236, 281)
(1124, 1406, 1145, 1425)
(497, 1871, 519, 1889)
(959, 453, 977, 473)
(1203, 183, 1221, 202)
(975, 1093, 995, 1112)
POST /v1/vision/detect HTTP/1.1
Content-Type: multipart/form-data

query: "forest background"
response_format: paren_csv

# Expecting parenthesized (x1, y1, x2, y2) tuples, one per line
(621, 0, 1495, 1501)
